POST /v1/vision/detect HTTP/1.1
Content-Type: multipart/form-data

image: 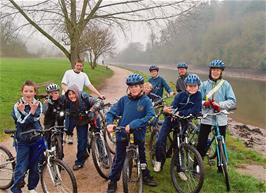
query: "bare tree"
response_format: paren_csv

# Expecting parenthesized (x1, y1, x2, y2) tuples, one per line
(1, 0, 200, 67)
(79, 25, 115, 69)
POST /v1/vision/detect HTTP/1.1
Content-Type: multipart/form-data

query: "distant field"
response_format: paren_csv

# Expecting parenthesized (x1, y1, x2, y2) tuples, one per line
(0, 57, 113, 138)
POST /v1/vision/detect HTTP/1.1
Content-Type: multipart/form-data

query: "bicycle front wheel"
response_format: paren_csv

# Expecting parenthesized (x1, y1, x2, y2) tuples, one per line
(41, 158, 77, 193)
(218, 141, 230, 191)
(170, 143, 204, 193)
(91, 135, 112, 179)
(149, 130, 158, 167)
(122, 153, 143, 193)
(52, 135, 64, 160)
(0, 145, 15, 189)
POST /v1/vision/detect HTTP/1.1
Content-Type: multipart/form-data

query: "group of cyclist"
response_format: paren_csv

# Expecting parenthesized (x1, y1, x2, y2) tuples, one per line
(9, 58, 236, 193)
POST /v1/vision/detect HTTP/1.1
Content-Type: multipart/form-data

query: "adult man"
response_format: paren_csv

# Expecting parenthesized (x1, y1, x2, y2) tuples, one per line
(175, 63, 189, 93)
(61, 59, 105, 143)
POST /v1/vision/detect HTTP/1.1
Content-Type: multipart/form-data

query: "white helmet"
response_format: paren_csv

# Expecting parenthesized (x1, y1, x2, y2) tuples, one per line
(46, 83, 60, 93)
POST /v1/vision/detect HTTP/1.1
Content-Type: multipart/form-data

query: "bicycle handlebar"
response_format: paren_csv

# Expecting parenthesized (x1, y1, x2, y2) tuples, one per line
(202, 110, 231, 118)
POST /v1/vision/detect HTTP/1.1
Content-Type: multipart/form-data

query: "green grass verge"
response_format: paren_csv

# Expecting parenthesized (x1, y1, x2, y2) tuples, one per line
(0, 57, 113, 139)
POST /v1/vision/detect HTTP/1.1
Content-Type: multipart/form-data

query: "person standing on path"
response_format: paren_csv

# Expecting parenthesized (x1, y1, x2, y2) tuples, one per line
(175, 63, 189, 93)
(61, 59, 105, 144)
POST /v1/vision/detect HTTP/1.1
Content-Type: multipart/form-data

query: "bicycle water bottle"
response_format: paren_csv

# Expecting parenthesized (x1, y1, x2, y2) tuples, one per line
(130, 133, 134, 143)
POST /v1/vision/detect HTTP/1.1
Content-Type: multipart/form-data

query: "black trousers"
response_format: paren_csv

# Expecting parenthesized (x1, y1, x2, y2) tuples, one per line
(196, 124, 226, 167)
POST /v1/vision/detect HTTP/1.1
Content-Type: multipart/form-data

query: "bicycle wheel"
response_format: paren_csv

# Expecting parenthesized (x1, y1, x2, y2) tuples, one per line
(218, 141, 230, 191)
(187, 123, 199, 147)
(52, 135, 64, 160)
(0, 145, 15, 189)
(122, 153, 143, 193)
(149, 130, 158, 167)
(41, 158, 77, 193)
(91, 134, 112, 179)
(103, 127, 116, 154)
(171, 143, 204, 193)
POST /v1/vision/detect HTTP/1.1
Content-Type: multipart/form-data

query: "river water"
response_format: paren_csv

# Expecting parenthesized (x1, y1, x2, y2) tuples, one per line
(114, 64, 266, 129)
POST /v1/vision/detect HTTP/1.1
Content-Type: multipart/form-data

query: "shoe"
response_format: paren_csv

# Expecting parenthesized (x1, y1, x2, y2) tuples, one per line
(107, 181, 117, 193)
(178, 172, 188, 181)
(143, 175, 157, 187)
(29, 189, 38, 193)
(73, 164, 83, 171)
(66, 135, 73, 144)
(153, 161, 161, 172)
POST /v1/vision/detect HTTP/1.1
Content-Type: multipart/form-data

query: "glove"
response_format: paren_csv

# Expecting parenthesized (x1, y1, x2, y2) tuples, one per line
(211, 103, 220, 112)
(203, 100, 212, 108)
(87, 111, 96, 121)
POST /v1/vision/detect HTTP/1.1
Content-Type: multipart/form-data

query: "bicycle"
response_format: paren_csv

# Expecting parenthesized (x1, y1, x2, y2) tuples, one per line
(0, 128, 77, 193)
(203, 110, 231, 191)
(114, 126, 143, 193)
(87, 111, 113, 180)
(168, 112, 204, 193)
(45, 108, 65, 160)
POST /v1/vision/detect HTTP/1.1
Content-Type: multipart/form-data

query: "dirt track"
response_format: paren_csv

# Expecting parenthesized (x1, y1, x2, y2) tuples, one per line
(0, 65, 131, 193)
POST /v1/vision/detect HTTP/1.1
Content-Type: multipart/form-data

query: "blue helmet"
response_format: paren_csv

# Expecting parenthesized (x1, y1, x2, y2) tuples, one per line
(208, 59, 225, 70)
(184, 74, 201, 86)
(126, 74, 144, 86)
(149, 65, 159, 72)
(177, 63, 188, 69)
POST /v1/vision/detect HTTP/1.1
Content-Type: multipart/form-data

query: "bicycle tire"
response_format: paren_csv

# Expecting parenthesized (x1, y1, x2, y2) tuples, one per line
(41, 158, 77, 193)
(207, 131, 217, 160)
(0, 145, 15, 189)
(170, 143, 204, 193)
(218, 141, 230, 191)
(149, 130, 157, 167)
(103, 127, 116, 154)
(122, 154, 143, 193)
(91, 134, 112, 179)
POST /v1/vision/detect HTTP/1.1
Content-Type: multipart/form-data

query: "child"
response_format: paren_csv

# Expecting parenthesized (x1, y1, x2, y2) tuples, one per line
(64, 84, 103, 170)
(106, 74, 157, 193)
(11, 80, 43, 193)
(197, 59, 236, 173)
(148, 65, 174, 97)
(143, 82, 162, 104)
(154, 74, 202, 177)
(43, 83, 65, 152)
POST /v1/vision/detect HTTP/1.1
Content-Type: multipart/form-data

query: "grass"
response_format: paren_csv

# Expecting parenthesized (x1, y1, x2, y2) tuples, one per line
(132, 69, 266, 192)
(0, 57, 113, 139)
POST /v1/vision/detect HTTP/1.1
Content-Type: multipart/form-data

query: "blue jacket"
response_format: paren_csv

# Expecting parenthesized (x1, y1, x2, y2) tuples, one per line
(106, 94, 155, 141)
(12, 98, 43, 143)
(148, 76, 172, 97)
(200, 79, 236, 126)
(171, 91, 202, 117)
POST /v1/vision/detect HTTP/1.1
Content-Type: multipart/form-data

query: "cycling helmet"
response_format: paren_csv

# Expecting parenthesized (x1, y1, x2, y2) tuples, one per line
(149, 65, 159, 72)
(184, 74, 201, 86)
(208, 59, 225, 70)
(46, 83, 60, 93)
(177, 63, 188, 69)
(126, 74, 144, 86)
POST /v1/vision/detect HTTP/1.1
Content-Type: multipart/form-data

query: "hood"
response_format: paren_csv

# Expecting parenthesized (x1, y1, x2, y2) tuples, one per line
(65, 84, 81, 100)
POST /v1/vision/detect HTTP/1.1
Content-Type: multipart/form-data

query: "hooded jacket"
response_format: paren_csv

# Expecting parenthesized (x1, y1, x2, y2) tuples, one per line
(64, 84, 103, 128)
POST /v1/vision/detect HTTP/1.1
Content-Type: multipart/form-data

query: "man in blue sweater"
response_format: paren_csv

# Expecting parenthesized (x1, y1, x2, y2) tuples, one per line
(106, 74, 157, 193)
(154, 74, 202, 179)
(148, 65, 174, 97)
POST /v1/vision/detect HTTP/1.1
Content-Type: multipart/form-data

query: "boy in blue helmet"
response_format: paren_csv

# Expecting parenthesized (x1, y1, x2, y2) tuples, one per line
(176, 63, 189, 93)
(106, 73, 157, 193)
(148, 65, 174, 97)
(197, 59, 236, 173)
(154, 74, 202, 178)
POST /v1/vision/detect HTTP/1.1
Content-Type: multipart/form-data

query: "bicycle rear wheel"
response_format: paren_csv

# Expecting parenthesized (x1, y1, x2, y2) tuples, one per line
(218, 141, 230, 191)
(149, 130, 158, 167)
(170, 143, 204, 193)
(122, 153, 143, 193)
(41, 158, 77, 193)
(91, 134, 112, 179)
(0, 145, 15, 189)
